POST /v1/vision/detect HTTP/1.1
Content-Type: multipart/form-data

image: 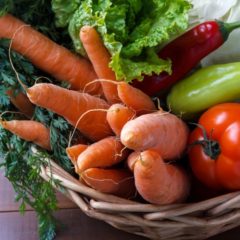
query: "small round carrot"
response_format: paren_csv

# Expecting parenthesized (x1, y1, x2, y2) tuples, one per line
(0, 120, 51, 150)
(81, 168, 136, 198)
(80, 26, 120, 103)
(132, 150, 190, 204)
(121, 110, 189, 160)
(27, 83, 112, 141)
(106, 103, 135, 137)
(117, 82, 156, 115)
(7, 90, 34, 118)
(66, 144, 88, 173)
(0, 14, 100, 94)
(77, 136, 128, 173)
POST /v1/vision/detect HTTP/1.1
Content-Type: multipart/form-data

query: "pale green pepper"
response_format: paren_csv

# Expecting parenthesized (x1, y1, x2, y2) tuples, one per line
(167, 62, 240, 120)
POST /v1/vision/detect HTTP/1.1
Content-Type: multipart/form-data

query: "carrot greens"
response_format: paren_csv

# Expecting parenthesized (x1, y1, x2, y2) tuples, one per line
(0, 2, 74, 240)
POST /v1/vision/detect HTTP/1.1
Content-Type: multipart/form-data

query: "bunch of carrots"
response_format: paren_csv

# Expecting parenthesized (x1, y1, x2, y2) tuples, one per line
(0, 14, 191, 205)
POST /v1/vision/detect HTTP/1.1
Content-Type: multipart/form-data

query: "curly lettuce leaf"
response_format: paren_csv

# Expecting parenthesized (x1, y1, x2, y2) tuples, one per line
(52, 0, 81, 27)
(52, 0, 191, 82)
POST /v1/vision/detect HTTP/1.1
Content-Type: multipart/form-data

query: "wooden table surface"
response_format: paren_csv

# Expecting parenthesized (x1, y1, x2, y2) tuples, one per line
(0, 169, 239, 240)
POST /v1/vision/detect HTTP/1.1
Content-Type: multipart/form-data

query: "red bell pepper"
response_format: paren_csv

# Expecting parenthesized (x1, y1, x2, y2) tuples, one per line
(133, 20, 240, 96)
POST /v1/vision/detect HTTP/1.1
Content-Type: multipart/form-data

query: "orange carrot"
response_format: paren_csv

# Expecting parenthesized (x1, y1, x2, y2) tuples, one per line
(7, 90, 34, 118)
(66, 144, 88, 164)
(106, 103, 135, 137)
(0, 14, 101, 94)
(121, 110, 189, 160)
(81, 168, 136, 198)
(27, 83, 112, 141)
(117, 82, 156, 115)
(0, 120, 51, 150)
(132, 150, 190, 204)
(80, 26, 120, 103)
(77, 136, 128, 173)
(66, 144, 88, 173)
(127, 151, 140, 172)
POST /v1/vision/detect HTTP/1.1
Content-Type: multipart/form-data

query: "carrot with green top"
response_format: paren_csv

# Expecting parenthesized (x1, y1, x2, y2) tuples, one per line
(0, 14, 100, 94)
(27, 83, 112, 141)
(80, 26, 120, 103)
(0, 119, 51, 150)
(77, 136, 128, 173)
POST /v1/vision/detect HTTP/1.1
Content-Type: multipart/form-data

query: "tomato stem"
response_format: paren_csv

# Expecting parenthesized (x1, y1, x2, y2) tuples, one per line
(191, 123, 221, 160)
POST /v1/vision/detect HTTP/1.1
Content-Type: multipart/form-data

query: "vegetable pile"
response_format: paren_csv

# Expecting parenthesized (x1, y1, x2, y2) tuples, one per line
(1, 1, 240, 240)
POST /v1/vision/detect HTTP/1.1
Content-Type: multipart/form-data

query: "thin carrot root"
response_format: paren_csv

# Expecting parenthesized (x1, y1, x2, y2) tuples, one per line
(6, 90, 34, 118)
(132, 150, 190, 204)
(80, 26, 120, 103)
(0, 14, 101, 94)
(117, 82, 157, 115)
(0, 119, 51, 150)
(68, 108, 110, 145)
(77, 136, 128, 173)
(121, 110, 189, 160)
(81, 168, 136, 198)
(106, 103, 136, 137)
(83, 79, 119, 95)
(27, 83, 113, 141)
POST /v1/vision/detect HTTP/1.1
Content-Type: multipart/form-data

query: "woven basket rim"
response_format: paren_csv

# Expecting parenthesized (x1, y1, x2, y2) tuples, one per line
(38, 156, 240, 240)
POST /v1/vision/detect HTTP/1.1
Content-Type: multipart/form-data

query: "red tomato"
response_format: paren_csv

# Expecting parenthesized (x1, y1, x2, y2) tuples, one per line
(188, 103, 240, 190)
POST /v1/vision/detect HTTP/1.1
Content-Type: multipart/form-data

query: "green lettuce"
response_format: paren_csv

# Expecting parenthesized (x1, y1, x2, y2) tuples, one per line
(52, 0, 191, 82)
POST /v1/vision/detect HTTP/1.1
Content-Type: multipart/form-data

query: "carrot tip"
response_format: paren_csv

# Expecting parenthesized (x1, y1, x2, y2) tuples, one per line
(80, 25, 92, 34)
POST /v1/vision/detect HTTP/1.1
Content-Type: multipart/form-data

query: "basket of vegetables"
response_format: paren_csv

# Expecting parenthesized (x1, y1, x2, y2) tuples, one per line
(1, 0, 240, 240)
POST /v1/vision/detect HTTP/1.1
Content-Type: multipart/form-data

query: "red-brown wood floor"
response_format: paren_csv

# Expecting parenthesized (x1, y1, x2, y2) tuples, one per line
(0, 169, 239, 240)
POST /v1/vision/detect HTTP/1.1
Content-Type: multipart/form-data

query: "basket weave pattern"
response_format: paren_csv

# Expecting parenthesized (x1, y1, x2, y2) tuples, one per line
(40, 160, 240, 240)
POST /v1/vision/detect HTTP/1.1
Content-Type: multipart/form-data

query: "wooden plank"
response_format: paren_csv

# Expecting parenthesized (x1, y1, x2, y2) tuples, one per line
(0, 209, 146, 240)
(0, 209, 240, 240)
(0, 169, 76, 212)
(1, 169, 240, 240)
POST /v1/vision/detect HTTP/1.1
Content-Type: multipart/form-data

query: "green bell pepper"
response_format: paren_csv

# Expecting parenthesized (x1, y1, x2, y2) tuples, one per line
(167, 62, 240, 120)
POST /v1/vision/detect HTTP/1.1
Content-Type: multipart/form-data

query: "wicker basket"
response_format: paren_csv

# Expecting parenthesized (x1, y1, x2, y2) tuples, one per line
(39, 157, 240, 240)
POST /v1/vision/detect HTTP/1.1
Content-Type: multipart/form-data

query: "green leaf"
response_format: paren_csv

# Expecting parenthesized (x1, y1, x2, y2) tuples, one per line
(0, 0, 13, 17)
(1, 72, 16, 85)
(0, 3, 75, 239)
(53, 0, 191, 82)
(0, 87, 10, 106)
(19, 201, 26, 214)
